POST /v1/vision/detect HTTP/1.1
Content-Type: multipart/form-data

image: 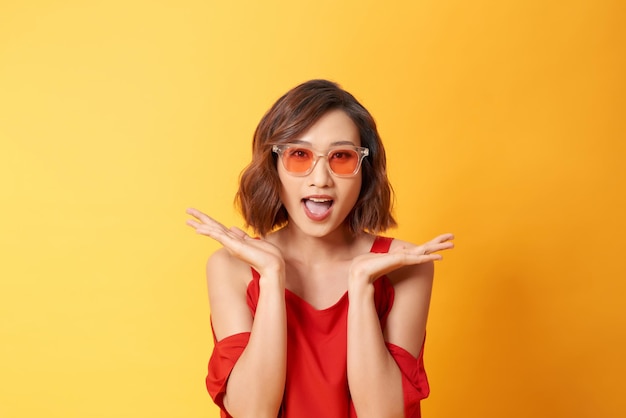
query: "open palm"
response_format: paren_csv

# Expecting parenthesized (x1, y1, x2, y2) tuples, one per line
(349, 234, 454, 283)
(186, 207, 285, 276)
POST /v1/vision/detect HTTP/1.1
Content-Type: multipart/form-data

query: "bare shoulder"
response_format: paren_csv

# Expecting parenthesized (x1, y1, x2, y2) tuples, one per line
(206, 247, 254, 289)
(205, 248, 255, 341)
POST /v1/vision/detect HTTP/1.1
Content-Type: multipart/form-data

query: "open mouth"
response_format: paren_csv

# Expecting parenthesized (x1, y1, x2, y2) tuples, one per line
(303, 197, 334, 217)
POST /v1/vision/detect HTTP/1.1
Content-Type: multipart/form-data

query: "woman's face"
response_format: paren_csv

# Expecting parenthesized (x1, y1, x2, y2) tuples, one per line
(277, 109, 363, 238)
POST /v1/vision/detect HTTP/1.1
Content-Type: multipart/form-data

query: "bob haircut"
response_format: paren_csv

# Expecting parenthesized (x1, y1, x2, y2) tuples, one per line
(236, 79, 396, 236)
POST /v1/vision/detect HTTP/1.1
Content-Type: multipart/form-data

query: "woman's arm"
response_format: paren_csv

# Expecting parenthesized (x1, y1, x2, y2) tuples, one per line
(207, 250, 287, 418)
(347, 235, 453, 418)
(187, 208, 287, 418)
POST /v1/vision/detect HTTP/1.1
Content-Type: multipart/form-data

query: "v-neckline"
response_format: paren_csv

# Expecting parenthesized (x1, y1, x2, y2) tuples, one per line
(280, 235, 389, 311)
(284, 287, 349, 312)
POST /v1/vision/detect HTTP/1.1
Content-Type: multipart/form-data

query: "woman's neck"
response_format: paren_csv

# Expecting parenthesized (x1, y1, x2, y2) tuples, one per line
(269, 223, 370, 266)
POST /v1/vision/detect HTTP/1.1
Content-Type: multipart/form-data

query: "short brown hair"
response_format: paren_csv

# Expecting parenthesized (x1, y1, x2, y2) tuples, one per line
(236, 79, 396, 236)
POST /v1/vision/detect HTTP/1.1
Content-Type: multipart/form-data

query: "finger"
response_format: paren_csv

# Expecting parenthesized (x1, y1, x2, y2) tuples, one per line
(229, 226, 249, 239)
(186, 207, 223, 227)
(409, 252, 443, 261)
(428, 233, 454, 244)
(422, 234, 455, 252)
(385, 251, 443, 267)
(201, 223, 260, 253)
(186, 220, 227, 237)
(185, 207, 205, 219)
(422, 242, 454, 256)
(391, 251, 442, 261)
(395, 242, 449, 258)
(187, 216, 237, 242)
(186, 219, 202, 229)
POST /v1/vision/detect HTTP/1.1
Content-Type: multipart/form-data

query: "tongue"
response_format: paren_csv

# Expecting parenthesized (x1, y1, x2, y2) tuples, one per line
(305, 200, 332, 215)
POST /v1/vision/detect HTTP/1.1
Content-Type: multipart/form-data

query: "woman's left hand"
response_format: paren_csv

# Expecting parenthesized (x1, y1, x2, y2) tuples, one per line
(348, 233, 454, 285)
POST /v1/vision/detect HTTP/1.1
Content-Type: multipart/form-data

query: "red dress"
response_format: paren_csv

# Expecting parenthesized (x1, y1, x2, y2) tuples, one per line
(206, 236, 430, 417)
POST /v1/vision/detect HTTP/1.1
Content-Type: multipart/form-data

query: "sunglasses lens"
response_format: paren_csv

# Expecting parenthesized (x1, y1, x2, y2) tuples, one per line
(328, 149, 359, 175)
(282, 147, 315, 173)
(279, 146, 362, 176)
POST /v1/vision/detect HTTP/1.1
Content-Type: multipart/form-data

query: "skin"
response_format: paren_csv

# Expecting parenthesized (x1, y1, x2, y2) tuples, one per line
(186, 109, 454, 418)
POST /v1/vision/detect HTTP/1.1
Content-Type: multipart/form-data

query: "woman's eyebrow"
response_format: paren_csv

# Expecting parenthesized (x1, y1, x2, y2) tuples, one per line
(287, 139, 357, 147)
(330, 140, 357, 146)
(289, 139, 310, 145)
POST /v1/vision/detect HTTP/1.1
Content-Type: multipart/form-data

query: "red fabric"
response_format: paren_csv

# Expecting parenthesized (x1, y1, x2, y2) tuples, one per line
(206, 331, 250, 417)
(205, 236, 430, 417)
(386, 341, 430, 417)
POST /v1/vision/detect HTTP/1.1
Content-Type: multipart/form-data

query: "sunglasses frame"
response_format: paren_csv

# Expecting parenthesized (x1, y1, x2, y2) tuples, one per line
(271, 143, 369, 177)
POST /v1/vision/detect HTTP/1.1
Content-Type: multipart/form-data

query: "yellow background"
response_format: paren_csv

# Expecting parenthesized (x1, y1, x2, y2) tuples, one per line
(1, 1, 624, 417)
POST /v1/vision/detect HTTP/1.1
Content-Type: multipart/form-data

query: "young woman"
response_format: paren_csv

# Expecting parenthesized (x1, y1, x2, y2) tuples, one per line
(186, 79, 454, 418)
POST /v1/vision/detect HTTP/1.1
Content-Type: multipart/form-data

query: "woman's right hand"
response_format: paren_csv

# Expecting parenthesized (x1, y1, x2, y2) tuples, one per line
(185, 207, 285, 278)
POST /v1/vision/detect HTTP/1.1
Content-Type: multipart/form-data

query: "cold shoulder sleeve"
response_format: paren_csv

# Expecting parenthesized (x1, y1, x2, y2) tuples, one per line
(206, 331, 251, 414)
(385, 341, 430, 418)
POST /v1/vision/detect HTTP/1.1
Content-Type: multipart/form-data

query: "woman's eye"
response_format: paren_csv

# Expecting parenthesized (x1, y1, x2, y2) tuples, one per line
(289, 149, 310, 159)
(330, 151, 353, 160)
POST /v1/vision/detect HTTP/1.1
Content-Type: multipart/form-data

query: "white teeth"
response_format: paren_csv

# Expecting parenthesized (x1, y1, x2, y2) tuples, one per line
(308, 198, 331, 202)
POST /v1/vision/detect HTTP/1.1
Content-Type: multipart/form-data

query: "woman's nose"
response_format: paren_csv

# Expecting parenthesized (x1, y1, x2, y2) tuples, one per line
(308, 156, 333, 187)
